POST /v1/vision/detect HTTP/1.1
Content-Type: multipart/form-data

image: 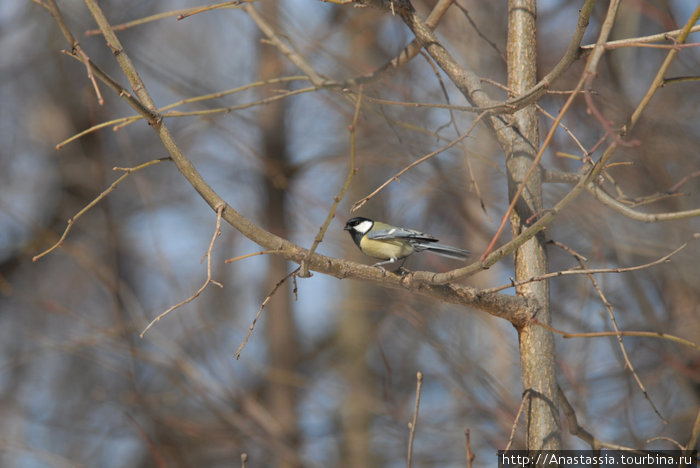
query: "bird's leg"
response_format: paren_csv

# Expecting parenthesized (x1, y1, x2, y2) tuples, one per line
(371, 257, 398, 274)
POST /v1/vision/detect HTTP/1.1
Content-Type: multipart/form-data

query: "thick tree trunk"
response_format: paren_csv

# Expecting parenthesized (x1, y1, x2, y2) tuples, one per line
(506, 0, 561, 451)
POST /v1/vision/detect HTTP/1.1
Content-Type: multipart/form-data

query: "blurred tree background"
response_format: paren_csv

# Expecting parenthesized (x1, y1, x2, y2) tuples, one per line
(1, 0, 699, 467)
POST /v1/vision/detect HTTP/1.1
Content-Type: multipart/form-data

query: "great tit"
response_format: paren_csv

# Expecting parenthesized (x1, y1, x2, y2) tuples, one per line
(344, 217, 470, 269)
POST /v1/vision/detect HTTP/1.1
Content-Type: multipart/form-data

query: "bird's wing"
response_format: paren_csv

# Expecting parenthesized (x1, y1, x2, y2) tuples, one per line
(367, 227, 438, 243)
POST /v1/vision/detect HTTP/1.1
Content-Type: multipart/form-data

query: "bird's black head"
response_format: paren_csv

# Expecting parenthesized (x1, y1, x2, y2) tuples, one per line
(344, 217, 374, 247)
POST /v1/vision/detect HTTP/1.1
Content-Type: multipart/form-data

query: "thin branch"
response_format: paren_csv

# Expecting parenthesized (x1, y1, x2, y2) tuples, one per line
(234, 267, 300, 359)
(140, 205, 225, 338)
(558, 385, 638, 451)
(667, 170, 700, 193)
(580, 24, 700, 50)
(535, 104, 588, 159)
(400, 0, 596, 117)
(623, 5, 700, 135)
(32, 158, 170, 262)
(544, 170, 700, 222)
(454, 3, 504, 60)
(177, 0, 254, 19)
(480, 68, 586, 259)
(244, 4, 327, 87)
(588, 185, 700, 222)
(83, 1, 254, 35)
(83, 0, 160, 116)
(406, 371, 423, 468)
(225, 250, 285, 264)
(504, 389, 533, 451)
(58, 27, 159, 122)
(576, 251, 667, 422)
(481, 242, 688, 294)
(299, 87, 363, 277)
(533, 319, 698, 351)
(56, 77, 311, 148)
(362, 95, 476, 113)
(663, 75, 700, 86)
(646, 436, 685, 450)
(56, 114, 139, 149)
(465, 429, 475, 468)
(421, 49, 488, 215)
(45, 0, 103, 105)
(686, 409, 700, 451)
(352, 112, 486, 212)
(344, 0, 454, 88)
(158, 76, 310, 111)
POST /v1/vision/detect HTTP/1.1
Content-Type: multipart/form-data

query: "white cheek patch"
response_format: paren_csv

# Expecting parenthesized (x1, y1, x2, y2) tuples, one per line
(355, 220, 373, 233)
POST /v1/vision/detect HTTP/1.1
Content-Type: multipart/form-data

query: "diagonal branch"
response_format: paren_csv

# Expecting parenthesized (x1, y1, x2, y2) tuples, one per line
(299, 88, 363, 277)
(32, 158, 170, 262)
(41, 0, 535, 327)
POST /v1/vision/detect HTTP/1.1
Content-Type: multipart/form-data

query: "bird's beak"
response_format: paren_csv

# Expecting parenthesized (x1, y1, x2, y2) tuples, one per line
(343, 225, 351, 231)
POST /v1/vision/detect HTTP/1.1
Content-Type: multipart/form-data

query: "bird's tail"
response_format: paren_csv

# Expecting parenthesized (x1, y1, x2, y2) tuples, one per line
(417, 243, 470, 261)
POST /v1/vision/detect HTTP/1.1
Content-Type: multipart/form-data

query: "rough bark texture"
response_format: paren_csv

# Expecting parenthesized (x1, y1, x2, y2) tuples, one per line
(506, 0, 561, 451)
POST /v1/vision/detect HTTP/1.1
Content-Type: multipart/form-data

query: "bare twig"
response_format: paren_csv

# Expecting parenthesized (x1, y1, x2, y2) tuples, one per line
(623, 5, 700, 135)
(244, 4, 327, 87)
(56, 77, 311, 148)
(587, 185, 700, 222)
(646, 436, 685, 450)
(234, 267, 300, 359)
(406, 371, 423, 468)
(161, 87, 316, 118)
(140, 205, 225, 338)
(32, 158, 170, 262)
(177, 0, 253, 19)
(420, 49, 488, 215)
(299, 88, 363, 277)
(577, 252, 667, 422)
(83, 1, 254, 35)
(533, 319, 698, 350)
(535, 104, 588, 159)
(45, 0, 104, 105)
(667, 170, 700, 193)
(558, 385, 637, 450)
(352, 112, 486, 212)
(465, 429, 475, 468)
(225, 250, 284, 264)
(686, 409, 700, 451)
(544, 170, 700, 222)
(481, 71, 585, 259)
(83, 0, 160, 116)
(481, 242, 688, 294)
(344, 0, 454, 87)
(580, 24, 700, 50)
(504, 389, 533, 451)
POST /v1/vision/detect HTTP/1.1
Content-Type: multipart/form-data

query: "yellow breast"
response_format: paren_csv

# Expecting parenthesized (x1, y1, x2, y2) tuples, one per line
(359, 237, 415, 260)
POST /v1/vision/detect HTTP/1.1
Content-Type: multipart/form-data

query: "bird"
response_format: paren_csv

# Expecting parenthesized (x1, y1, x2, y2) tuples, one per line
(343, 216, 470, 270)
